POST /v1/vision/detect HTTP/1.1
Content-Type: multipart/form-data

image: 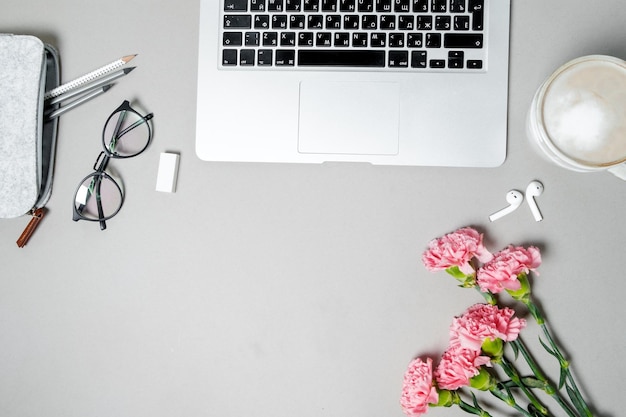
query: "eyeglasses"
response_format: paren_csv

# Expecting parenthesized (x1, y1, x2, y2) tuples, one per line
(73, 100, 153, 230)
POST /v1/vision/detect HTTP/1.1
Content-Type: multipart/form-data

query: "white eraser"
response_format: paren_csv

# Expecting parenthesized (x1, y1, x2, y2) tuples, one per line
(156, 152, 179, 193)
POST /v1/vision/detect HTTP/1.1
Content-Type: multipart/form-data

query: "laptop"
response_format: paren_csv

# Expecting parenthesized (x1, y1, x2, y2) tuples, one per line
(196, 0, 511, 167)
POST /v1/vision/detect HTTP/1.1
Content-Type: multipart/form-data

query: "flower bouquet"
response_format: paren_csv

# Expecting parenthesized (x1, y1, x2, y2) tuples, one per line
(400, 227, 594, 417)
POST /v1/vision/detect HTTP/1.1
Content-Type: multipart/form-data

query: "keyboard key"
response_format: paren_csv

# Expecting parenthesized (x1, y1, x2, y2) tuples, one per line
(263, 32, 278, 46)
(398, 15, 414, 30)
(468, 0, 484, 30)
(431, 0, 446, 12)
(224, 15, 252, 29)
(223, 32, 243, 46)
(370, 33, 386, 47)
(407, 33, 423, 47)
(222, 49, 238, 65)
(380, 15, 396, 29)
(334, 32, 351, 46)
(454, 15, 470, 30)
(394, 0, 411, 12)
(268, 0, 284, 11)
(276, 50, 296, 65)
(352, 32, 368, 46)
(272, 15, 288, 29)
(448, 51, 464, 68)
(286, 0, 302, 10)
(376, 0, 392, 12)
(413, 0, 428, 12)
(430, 59, 445, 68)
(326, 15, 342, 29)
(280, 32, 296, 46)
(435, 15, 451, 30)
(389, 51, 408, 67)
(303, 0, 320, 10)
(251, 0, 267, 10)
(389, 33, 405, 47)
(290, 14, 306, 28)
(258, 49, 273, 65)
(298, 50, 385, 66)
(240, 49, 256, 65)
(308, 15, 324, 29)
(362, 15, 378, 29)
(425, 33, 441, 47)
(416, 16, 432, 30)
(358, 0, 374, 12)
(450, 0, 466, 12)
(467, 59, 483, 69)
(344, 15, 360, 29)
(316, 32, 332, 46)
(340, 0, 357, 11)
(224, 0, 248, 11)
(444, 33, 482, 48)
(298, 32, 314, 46)
(411, 51, 427, 68)
(322, 0, 338, 11)
(254, 15, 270, 29)
(245, 32, 260, 46)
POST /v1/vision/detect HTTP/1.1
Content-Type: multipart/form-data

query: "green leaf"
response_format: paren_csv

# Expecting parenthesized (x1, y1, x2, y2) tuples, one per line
(559, 368, 567, 390)
(566, 384, 591, 416)
(538, 336, 558, 359)
(510, 340, 520, 359)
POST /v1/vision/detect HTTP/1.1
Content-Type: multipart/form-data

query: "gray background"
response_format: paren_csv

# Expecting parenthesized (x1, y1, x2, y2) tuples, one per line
(1, 1, 625, 416)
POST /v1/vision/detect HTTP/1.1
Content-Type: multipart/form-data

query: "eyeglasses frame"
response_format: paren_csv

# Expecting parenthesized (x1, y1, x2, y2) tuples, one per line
(72, 100, 153, 230)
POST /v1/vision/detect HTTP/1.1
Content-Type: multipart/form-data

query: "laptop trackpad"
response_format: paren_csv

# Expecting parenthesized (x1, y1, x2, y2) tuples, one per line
(298, 81, 400, 156)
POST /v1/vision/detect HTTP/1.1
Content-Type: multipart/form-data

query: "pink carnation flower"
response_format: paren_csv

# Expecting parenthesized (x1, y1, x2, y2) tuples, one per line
(476, 246, 541, 294)
(435, 346, 491, 391)
(422, 227, 493, 275)
(400, 358, 439, 417)
(450, 304, 526, 352)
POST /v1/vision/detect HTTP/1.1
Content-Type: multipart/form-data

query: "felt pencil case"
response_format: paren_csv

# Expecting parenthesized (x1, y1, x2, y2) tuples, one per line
(0, 34, 60, 247)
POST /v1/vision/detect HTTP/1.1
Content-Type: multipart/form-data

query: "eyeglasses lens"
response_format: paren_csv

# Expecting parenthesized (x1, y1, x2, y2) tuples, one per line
(74, 174, 123, 220)
(103, 109, 151, 157)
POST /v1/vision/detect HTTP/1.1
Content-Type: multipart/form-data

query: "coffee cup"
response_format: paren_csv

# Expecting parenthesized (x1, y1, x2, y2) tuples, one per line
(527, 55, 626, 180)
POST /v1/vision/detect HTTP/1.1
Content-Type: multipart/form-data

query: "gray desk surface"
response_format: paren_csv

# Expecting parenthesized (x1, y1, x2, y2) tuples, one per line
(1, 1, 625, 417)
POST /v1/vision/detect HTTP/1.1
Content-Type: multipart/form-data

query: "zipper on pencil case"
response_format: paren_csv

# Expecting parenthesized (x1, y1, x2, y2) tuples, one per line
(16, 207, 46, 248)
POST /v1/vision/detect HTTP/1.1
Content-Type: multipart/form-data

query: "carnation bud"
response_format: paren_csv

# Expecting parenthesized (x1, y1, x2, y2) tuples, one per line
(446, 266, 476, 288)
(434, 389, 455, 407)
(481, 337, 504, 359)
(469, 368, 495, 391)
(506, 273, 531, 301)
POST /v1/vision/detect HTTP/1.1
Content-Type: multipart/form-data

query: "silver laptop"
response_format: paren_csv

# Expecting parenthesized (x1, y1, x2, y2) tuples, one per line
(196, 0, 510, 167)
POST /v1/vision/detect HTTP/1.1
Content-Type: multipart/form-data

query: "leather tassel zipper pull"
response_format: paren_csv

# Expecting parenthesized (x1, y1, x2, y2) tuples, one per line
(16, 207, 46, 248)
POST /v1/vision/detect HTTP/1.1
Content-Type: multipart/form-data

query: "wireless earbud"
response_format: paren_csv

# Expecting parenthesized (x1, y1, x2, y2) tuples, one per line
(489, 190, 524, 222)
(525, 180, 544, 222)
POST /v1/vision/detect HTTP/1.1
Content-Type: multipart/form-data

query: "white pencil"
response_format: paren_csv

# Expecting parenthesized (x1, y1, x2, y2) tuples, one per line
(44, 54, 136, 100)
(48, 67, 135, 105)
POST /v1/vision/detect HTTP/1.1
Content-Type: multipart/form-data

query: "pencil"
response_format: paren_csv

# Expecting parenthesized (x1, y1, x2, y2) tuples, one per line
(44, 54, 136, 100)
(48, 67, 135, 105)
(46, 85, 112, 120)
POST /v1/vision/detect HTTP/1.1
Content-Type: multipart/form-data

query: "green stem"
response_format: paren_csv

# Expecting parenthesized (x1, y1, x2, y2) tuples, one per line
(453, 391, 493, 417)
(525, 300, 593, 417)
(499, 356, 551, 415)
(489, 386, 534, 417)
(473, 286, 497, 305)
(513, 339, 579, 417)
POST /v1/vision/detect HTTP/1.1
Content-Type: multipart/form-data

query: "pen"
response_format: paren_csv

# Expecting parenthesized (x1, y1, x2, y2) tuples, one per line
(46, 85, 112, 120)
(48, 67, 135, 105)
(44, 54, 136, 100)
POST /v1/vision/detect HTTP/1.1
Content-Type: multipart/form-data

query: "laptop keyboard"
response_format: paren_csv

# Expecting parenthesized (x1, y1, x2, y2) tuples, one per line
(220, 0, 486, 71)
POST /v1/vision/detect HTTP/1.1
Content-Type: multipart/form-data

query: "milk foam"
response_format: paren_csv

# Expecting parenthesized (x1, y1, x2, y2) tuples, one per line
(542, 60, 626, 166)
